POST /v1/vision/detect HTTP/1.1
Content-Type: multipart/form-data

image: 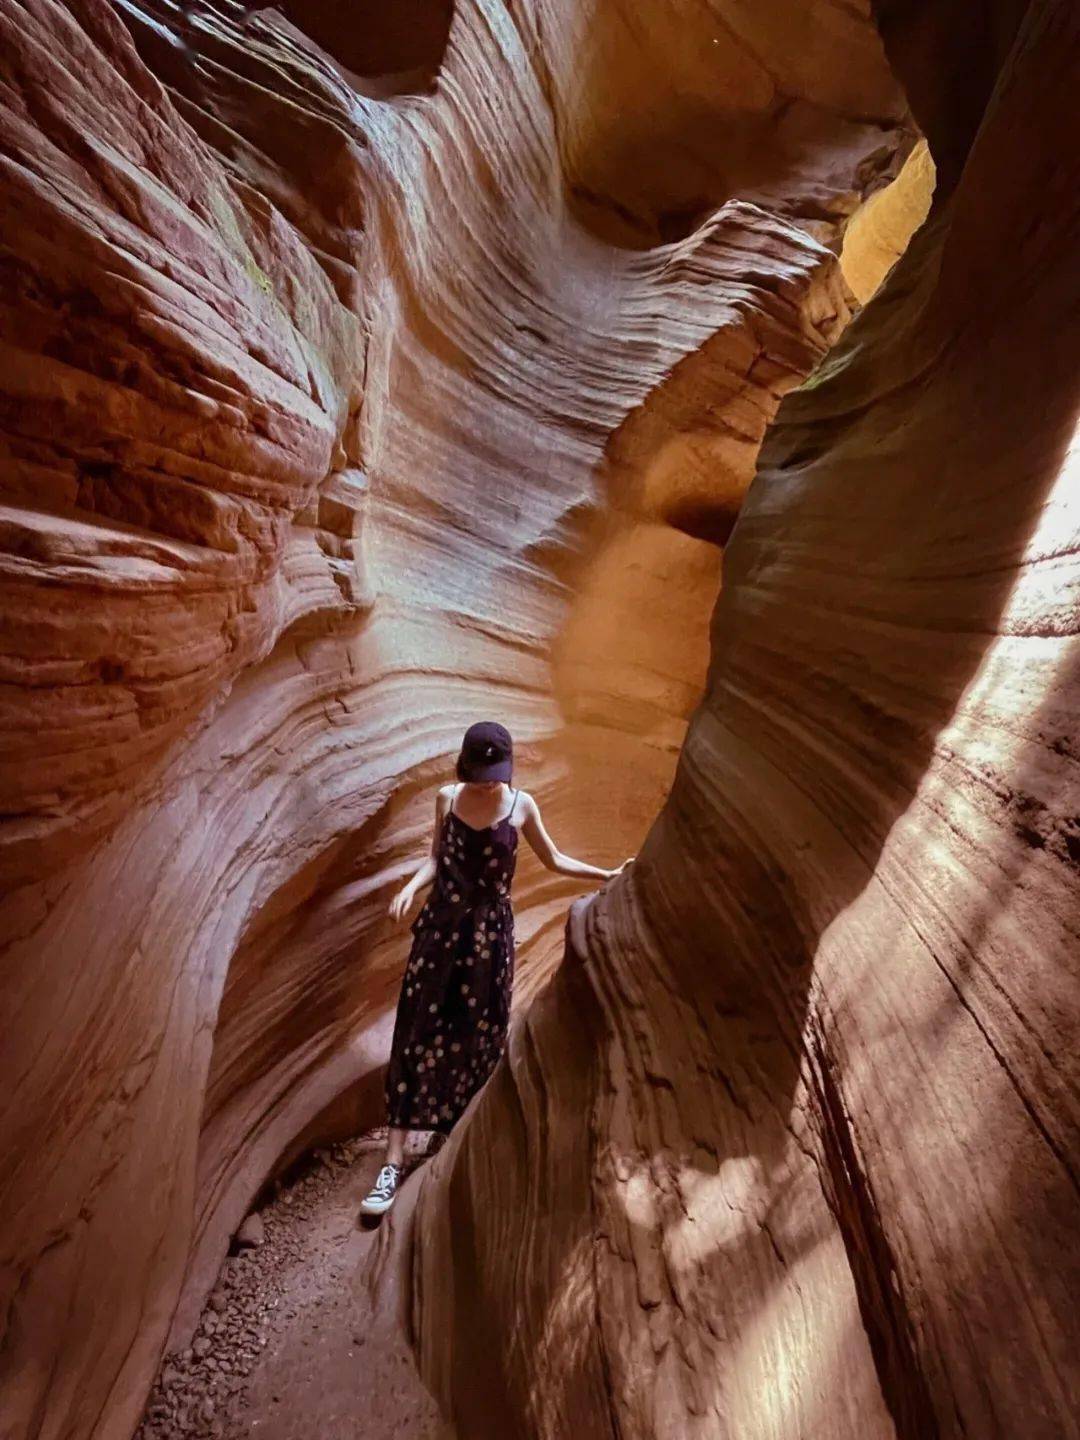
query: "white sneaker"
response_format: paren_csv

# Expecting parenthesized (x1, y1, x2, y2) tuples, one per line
(360, 1163, 403, 1217)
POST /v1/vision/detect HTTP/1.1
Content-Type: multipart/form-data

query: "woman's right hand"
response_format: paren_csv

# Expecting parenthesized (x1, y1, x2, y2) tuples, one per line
(389, 885, 416, 923)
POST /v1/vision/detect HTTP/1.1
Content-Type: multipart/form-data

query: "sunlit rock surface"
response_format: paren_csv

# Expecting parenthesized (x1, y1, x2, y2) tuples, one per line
(410, 1, 1080, 1437)
(0, 2, 919, 1436)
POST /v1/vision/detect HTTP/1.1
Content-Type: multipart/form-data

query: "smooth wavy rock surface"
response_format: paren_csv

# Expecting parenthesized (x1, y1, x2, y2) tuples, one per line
(0, 2, 917, 1437)
(409, 1, 1080, 1437)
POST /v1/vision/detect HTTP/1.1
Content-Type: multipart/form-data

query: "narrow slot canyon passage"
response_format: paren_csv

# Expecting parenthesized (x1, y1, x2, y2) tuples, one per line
(1, 3, 1077, 1440)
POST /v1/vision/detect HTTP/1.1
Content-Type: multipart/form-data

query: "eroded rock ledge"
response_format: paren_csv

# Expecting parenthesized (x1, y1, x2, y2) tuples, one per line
(409, 2, 1080, 1437)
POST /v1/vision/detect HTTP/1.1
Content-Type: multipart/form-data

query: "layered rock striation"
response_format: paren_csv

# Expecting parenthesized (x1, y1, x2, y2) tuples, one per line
(0, 3, 919, 1438)
(410, 2, 1080, 1438)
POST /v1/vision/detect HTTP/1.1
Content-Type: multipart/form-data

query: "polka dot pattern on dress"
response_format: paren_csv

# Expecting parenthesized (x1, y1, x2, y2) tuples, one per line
(385, 795, 519, 1132)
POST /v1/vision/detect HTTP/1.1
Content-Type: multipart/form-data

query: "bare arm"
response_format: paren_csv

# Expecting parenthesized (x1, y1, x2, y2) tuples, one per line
(388, 787, 451, 921)
(519, 793, 631, 882)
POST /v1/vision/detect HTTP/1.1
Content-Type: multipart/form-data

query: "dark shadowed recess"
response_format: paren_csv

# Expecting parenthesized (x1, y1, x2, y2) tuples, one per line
(268, 0, 454, 93)
(129, 0, 456, 97)
(871, 0, 1029, 190)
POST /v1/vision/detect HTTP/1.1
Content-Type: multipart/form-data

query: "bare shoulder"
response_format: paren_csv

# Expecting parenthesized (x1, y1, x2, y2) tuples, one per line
(435, 783, 456, 810)
(514, 788, 538, 818)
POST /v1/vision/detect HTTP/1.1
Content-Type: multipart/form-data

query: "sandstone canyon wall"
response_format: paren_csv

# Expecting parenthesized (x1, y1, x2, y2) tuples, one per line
(0, 3, 923, 1438)
(409, 2, 1080, 1439)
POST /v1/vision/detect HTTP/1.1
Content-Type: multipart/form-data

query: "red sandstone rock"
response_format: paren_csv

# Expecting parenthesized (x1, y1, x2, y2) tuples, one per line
(410, 1, 1080, 1438)
(0, 2, 937, 1438)
(234, 1213, 265, 1250)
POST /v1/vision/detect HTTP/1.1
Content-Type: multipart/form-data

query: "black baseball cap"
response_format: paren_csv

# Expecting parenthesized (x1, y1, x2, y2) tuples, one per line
(456, 721, 513, 783)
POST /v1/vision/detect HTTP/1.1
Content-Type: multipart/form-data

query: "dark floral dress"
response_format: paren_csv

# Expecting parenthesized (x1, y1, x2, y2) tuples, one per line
(385, 786, 520, 1132)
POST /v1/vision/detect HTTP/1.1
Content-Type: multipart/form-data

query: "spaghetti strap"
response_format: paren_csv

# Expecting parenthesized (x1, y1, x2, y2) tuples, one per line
(508, 787, 520, 821)
(450, 782, 460, 816)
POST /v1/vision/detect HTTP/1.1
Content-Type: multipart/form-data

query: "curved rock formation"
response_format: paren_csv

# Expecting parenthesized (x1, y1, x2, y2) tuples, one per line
(409, 2, 1080, 1438)
(0, 2, 921, 1436)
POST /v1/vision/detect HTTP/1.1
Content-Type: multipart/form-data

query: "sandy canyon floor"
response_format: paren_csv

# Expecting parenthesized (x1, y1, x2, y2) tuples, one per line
(135, 1134, 453, 1440)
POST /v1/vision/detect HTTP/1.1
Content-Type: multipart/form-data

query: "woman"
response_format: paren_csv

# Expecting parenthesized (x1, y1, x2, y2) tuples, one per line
(360, 720, 630, 1215)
